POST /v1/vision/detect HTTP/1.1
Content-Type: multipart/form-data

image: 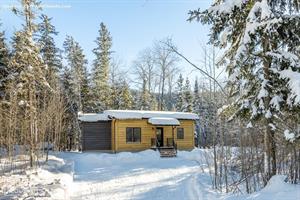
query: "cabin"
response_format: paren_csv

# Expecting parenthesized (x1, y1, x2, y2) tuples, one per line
(78, 110, 199, 153)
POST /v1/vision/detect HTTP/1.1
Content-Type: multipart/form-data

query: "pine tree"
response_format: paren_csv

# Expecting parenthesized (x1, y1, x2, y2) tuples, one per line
(191, 0, 300, 180)
(0, 25, 9, 99)
(37, 14, 62, 87)
(63, 35, 89, 112)
(91, 22, 113, 111)
(183, 78, 193, 112)
(175, 74, 184, 111)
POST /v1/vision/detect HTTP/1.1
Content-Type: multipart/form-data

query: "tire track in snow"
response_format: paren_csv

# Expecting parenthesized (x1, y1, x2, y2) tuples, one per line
(67, 152, 216, 200)
(185, 160, 222, 200)
(187, 171, 201, 200)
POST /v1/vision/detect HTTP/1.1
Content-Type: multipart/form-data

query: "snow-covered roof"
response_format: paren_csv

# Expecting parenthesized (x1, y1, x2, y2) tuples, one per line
(104, 110, 199, 120)
(148, 117, 180, 126)
(78, 110, 199, 122)
(78, 113, 110, 122)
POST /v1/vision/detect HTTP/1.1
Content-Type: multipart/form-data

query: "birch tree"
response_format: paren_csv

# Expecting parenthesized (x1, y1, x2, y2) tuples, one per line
(153, 39, 179, 110)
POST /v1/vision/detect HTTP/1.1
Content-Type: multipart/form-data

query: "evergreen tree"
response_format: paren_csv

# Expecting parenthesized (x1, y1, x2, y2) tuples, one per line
(183, 78, 193, 112)
(193, 77, 201, 114)
(0, 26, 9, 99)
(91, 22, 113, 111)
(61, 66, 80, 149)
(63, 35, 89, 112)
(191, 0, 300, 180)
(175, 74, 184, 111)
(110, 83, 118, 109)
(150, 94, 158, 110)
(119, 80, 132, 109)
(9, 0, 50, 167)
(193, 78, 203, 146)
(112, 80, 132, 109)
(37, 14, 62, 87)
(139, 79, 151, 110)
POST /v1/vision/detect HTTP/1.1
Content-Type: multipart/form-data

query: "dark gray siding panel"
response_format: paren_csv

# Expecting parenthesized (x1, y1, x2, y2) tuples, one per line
(81, 121, 111, 150)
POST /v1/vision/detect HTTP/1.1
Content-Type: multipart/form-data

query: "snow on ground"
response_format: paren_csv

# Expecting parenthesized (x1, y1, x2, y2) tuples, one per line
(0, 155, 73, 200)
(59, 149, 220, 200)
(225, 175, 300, 200)
(1, 149, 299, 200)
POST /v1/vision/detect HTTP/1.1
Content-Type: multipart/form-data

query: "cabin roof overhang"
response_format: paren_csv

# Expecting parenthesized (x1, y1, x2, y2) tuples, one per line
(148, 117, 180, 126)
(78, 113, 110, 122)
(78, 110, 199, 122)
(104, 110, 199, 120)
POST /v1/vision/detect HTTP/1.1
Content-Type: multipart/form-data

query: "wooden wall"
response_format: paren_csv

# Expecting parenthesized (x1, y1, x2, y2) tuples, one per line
(81, 121, 112, 151)
(174, 120, 195, 149)
(112, 119, 195, 152)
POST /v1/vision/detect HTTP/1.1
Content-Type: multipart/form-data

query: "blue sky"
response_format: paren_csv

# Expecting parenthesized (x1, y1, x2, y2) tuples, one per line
(0, 0, 213, 82)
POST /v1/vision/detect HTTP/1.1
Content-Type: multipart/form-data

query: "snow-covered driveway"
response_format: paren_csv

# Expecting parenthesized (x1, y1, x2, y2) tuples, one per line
(2, 149, 299, 199)
(59, 149, 219, 200)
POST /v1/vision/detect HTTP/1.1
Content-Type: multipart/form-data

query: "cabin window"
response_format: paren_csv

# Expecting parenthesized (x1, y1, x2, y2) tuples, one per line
(126, 127, 141, 143)
(177, 128, 184, 139)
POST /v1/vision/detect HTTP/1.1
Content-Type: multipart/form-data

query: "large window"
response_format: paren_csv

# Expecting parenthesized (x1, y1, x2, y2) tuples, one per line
(177, 128, 184, 139)
(126, 127, 141, 143)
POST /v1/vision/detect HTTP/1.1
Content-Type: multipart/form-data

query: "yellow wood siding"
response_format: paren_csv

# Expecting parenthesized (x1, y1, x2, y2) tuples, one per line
(112, 119, 195, 152)
(174, 120, 195, 150)
(111, 119, 116, 151)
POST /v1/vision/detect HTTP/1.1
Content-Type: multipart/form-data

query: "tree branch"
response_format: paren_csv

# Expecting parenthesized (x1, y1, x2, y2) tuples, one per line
(164, 42, 228, 97)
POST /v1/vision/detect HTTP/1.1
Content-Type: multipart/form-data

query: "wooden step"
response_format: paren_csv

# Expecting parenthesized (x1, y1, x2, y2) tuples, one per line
(159, 148, 177, 157)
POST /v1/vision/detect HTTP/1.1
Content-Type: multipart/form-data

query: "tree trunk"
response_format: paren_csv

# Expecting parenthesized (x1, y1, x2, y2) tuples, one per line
(262, 35, 276, 182)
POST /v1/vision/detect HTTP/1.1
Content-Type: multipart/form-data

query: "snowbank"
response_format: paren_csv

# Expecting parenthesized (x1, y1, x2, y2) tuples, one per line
(0, 154, 74, 200)
(178, 148, 212, 162)
(225, 175, 300, 200)
(250, 175, 300, 200)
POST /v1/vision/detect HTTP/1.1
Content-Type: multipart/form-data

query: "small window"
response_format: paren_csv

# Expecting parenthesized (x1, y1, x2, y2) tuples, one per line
(126, 127, 141, 143)
(177, 128, 184, 139)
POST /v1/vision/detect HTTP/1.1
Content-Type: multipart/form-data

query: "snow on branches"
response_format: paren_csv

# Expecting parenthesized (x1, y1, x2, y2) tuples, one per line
(190, 0, 300, 137)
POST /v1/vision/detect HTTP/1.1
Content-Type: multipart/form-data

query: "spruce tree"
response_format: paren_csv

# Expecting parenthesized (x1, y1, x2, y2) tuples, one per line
(190, 0, 300, 180)
(63, 35, 89, 112)
(61, 66, 80, 149)
(183, 78, 193, 112)
(91, 22, 113, 111)
(175, 74, 184, 111)
(37, 14, 62, 87)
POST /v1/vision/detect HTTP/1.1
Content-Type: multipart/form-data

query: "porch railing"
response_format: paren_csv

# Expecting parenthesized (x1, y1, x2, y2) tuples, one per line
(151, 137, 177, 149)
(151, 138, 156, 147)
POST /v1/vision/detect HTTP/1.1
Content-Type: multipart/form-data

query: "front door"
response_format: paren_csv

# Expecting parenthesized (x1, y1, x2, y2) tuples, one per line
(156, 128, 164, 147)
